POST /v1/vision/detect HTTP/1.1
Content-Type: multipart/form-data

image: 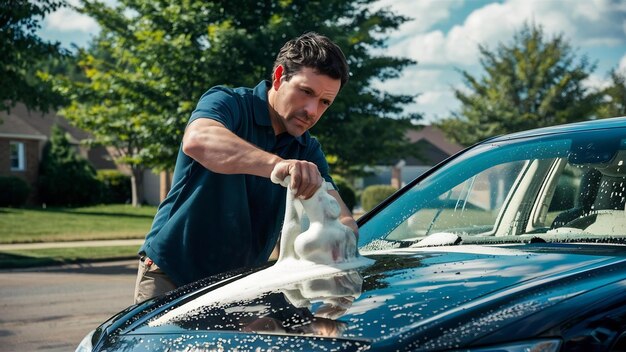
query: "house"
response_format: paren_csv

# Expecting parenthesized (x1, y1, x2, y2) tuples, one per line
(0, 103, 117, 203)
(359, 125, 463, 189)
(0, 103, 172, 206)
(0, 107, 47, 193)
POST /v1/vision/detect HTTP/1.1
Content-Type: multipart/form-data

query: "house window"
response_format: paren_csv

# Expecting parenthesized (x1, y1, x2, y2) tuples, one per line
(10, 142, 26, 171)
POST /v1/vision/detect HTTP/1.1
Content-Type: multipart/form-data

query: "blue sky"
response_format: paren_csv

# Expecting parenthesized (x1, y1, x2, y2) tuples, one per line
(39, 0, 626, 124)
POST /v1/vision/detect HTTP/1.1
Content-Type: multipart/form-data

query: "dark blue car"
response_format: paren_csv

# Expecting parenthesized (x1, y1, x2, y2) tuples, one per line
(78, 117, 626, 351)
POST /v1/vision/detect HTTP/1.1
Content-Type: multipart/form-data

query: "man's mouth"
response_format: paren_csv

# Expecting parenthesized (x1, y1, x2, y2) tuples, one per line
(293, 115, 310, 127)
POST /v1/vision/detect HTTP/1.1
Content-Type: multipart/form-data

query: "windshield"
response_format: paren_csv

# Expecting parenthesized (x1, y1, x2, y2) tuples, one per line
(359, 127, 626, 249)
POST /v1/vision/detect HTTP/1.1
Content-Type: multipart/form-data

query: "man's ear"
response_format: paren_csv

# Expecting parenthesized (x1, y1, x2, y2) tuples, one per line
(273, 65, 284, 90)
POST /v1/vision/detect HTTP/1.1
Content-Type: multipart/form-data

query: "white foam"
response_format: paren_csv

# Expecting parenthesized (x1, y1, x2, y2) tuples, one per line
(149, 257, 373, 327)
(272, 175, 363, 265)
(149, 177, 374, 327)
(411, 232, 460, 247)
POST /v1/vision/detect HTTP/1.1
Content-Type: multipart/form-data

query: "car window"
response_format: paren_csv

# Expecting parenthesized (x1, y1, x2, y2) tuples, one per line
(534, 163, 597, 228)
(538, 162, 626, 235)
(386, 161, 526, 241)
(359, 128, 626, 248)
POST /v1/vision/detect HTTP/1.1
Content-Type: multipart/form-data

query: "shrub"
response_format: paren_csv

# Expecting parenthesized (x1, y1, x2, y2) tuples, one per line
(332, 175, 356, 212)
(38, 125, 102, 206)
(0, 176, 31, 207)
(361, 184, 397, 212)
(97, 170, 131, 204)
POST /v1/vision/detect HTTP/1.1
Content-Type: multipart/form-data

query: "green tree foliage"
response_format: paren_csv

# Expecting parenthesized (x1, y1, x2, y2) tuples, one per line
(438, 23, 601, 146)
(38, 125, 102, 206)
(50, 0, 418, 206)
(0, 0, 67, 112)
(361, 184, 396, 212)
(96, 170, 131, 204)
(332, 175, 357, 212)
(597, 69, 626, 118)
(0, 176, 31, 207)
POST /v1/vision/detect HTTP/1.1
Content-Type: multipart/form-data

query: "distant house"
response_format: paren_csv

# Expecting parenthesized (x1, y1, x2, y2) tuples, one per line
(359, 125, 463, 189)
(0, 103, 117, 203)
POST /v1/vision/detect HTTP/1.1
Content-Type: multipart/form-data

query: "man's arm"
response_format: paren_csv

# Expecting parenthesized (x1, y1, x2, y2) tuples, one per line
(182, 118, 323, 199)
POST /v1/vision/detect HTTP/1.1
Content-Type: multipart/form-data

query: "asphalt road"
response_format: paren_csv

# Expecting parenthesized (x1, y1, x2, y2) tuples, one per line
(0, 260, 138, 352)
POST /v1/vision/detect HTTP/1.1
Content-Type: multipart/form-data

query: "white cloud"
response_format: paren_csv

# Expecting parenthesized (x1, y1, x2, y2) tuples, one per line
(374, 67, 445, 98)
(372, 0, 463, 34)
(385, 1, 523, 66)
(374, 0, 626, 122)
(372, 0, 465, 61)
(386, 30, 447, 64)
(564, 0, 626, 47)
(416, 90, 458, 123)
(384, 0, 626, 67)
(373, 67, 461, 122)
(619, 54, 626, 74)
(43, 0, 117, 33)
(583, 74, 612, 91)
(44, 6, 99, 33)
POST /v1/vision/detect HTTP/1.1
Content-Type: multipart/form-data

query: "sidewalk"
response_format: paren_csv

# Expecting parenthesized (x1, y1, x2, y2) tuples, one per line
(0, 239, 144, 251)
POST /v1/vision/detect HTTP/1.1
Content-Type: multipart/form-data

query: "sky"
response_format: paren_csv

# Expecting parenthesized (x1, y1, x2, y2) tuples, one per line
(38, 0, 626, 124)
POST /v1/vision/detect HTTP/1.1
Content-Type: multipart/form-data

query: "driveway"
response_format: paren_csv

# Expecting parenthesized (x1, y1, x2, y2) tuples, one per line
(0, 260, 137, 352)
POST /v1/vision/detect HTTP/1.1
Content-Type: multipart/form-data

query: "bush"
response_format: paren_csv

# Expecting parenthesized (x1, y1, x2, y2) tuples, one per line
(361, 184, 397, 212)
(97, 170, 131, 204)
(332, 175, 356, 212)
(0, 176, 31, 207)
(38, 125, 102, 206)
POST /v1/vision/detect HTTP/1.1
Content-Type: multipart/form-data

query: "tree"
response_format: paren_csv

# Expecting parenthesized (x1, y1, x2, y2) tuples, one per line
(438, 23, 602, 146)
(597, 69, 626, 118)
(50, 0, 418, 206)
(38, 125, 102, 206)
(0, 0, 67, 112)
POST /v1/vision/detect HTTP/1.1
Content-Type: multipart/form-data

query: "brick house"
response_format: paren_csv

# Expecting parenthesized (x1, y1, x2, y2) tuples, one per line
(0, 103, 117, 203)
(0, 111, 46, 191)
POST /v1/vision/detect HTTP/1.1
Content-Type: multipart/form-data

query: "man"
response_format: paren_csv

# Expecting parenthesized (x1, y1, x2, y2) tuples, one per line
(134, 32, 358, 304)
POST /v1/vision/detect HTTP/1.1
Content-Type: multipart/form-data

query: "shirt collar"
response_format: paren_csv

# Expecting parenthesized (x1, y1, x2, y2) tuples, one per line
(253, 80, 307, 146)
(253, 80, 273, 127)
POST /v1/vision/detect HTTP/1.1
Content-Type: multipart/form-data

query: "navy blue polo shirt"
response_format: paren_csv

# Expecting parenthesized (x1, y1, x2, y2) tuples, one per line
(139, 81, 334, 286)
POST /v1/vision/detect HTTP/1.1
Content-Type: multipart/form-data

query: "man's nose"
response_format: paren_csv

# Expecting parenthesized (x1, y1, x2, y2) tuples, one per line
(304, 100, 317, 120)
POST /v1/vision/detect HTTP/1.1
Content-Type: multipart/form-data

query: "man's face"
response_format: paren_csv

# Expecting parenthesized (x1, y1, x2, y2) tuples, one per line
(270, 66, 341, 137)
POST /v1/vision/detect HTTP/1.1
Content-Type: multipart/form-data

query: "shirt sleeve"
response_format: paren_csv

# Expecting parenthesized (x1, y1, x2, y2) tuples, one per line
(189, 86, 241, 132)
(305, 137, 337, 190)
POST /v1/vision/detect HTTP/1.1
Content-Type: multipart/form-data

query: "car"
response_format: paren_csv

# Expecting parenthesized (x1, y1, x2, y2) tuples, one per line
(78, 117, 626, 351)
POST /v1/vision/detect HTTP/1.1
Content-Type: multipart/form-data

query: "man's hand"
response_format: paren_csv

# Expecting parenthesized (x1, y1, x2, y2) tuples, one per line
(271, 160, 323, 199)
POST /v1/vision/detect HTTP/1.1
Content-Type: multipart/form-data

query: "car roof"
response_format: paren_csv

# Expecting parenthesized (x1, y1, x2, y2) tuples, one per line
(484, 116, 626, 144)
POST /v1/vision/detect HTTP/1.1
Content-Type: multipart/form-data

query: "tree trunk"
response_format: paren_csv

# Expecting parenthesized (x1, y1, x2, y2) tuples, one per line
(130, 167, 145, 207)
(159, 170, 172, 202)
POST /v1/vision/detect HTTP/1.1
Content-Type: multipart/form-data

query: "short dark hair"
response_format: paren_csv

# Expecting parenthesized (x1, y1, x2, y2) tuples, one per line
(272, 32, 349, 88)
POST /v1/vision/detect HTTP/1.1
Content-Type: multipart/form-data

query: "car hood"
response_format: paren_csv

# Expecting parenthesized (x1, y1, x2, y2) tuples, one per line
(95, 243, 626, 351)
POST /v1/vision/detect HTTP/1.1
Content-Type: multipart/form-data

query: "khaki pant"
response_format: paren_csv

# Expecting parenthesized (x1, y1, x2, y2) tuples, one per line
(134, 256, 177, 304)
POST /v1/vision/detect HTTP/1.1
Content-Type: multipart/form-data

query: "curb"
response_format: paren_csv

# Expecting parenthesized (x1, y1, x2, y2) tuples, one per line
(0, 239, 144, 251)
(0, 257, 139, 273)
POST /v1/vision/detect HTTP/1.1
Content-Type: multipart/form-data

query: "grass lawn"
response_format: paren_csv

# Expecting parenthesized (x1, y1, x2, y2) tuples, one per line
(0, 245, 141, 269)
(0, 204, 157, 244)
